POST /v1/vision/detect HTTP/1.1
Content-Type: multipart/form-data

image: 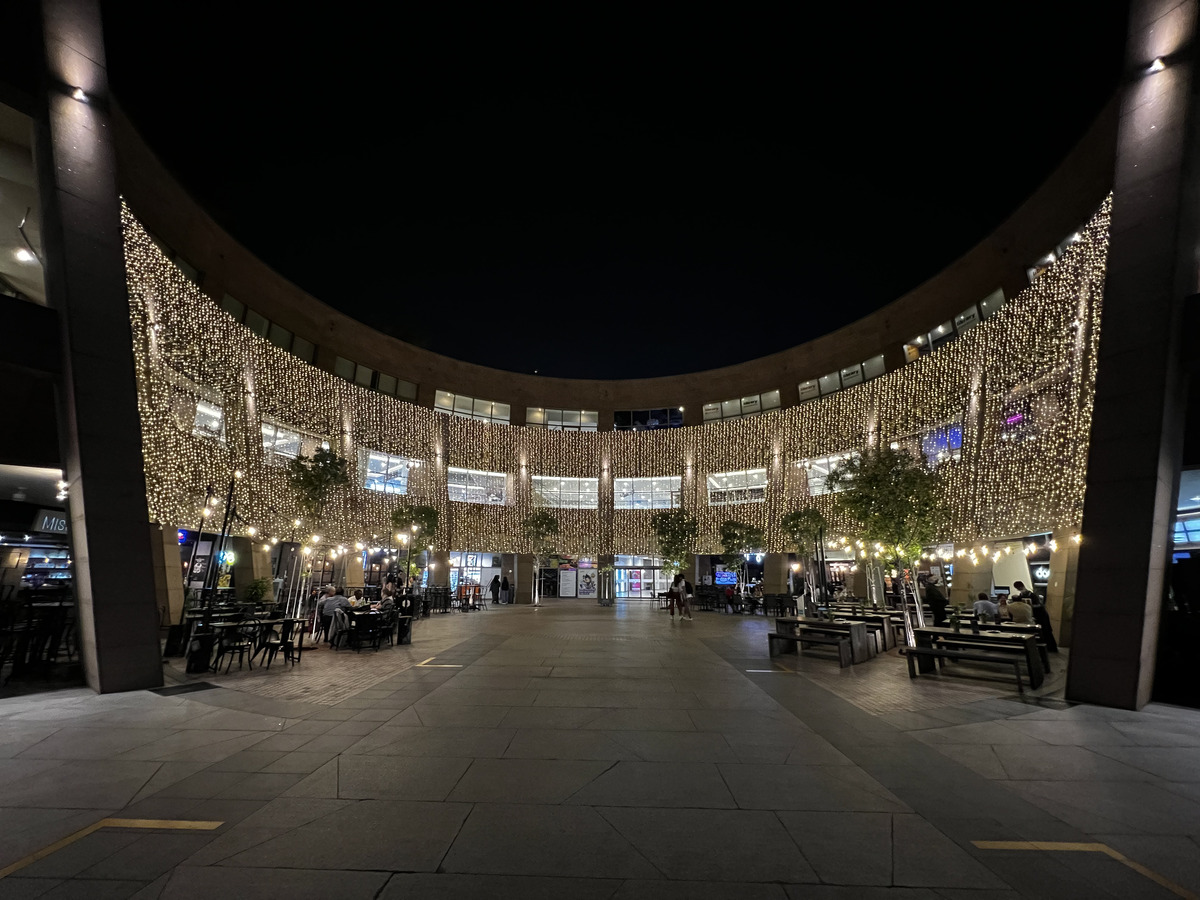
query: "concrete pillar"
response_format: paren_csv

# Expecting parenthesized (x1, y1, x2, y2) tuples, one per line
(516, 553, 535, 603)
(430, 548, 450, 587)
(148, 524, 185, 626)
(1068, 0, 1198, 708)
(344, 551, 365, 590)
(949, 551, 992, 609)
(229, 536, 257, 599)
(763, 553, 789, 594)
(1047, 530, 1080, 648)
(35, 0, 162, 691)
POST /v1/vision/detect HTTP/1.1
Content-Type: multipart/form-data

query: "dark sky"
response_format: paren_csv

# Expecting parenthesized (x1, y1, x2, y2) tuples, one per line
(100, 3, 1130, 380)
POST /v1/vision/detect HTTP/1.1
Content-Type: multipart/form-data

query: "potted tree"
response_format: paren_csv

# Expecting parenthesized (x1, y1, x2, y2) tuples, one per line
(826, 444, 939, 643)
(284, 447, 350, 601)
(718, 520, 767, 606)
(780, 507, 827, 614)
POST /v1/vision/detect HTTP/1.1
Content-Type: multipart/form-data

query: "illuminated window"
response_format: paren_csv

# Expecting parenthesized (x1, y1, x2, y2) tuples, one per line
(526, 408, 599, 432)
(447, 467, 507, 504)
(192, 400, 224, 442)
(614, 408, 684, 431)
(533, 476, 599, 509)
(436, 390, 510, 425)
(363, 451, 418, 495)
(702, 391, 781, 422)
(261, 420, 328, 464)
(707, 468, 767, 506)
(802, 453, 856, 496)
(614, 476, 681, 509)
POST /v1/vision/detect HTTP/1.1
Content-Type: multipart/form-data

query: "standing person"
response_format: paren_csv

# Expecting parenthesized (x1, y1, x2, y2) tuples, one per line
(489, 573, 502, 604)
(669, 572, 683, 620)
(678, 574, 695, 621)
(500, 572, 511, 604)
(1013, 580, 1058, 652)
(973, 591, 1000, 623)
(924, 575, 949, 626)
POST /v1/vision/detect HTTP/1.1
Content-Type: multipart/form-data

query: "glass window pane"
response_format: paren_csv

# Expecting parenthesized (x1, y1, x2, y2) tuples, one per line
(244, 310, 269, 337)
(435, 390, 455, 411)
(354, 364, 373, 387)
(492, 403, 510, 422)
(473, 398, 492, 416)
(454, 394, 474, 414)
(761, 389, 781, 409)
(526, 407, 545, 425)
(334, 356, 355, 380)
(267, 322, 292, 350)
(862, 355, 886, 380)
(702, 402, 721, 421)
(840, 365, 863, 387)
(291, 336, 315, 363)
(741, 395, 761, 415)
(581, 410, 598, 427)
(396, 380, 418, 401)
(377, 373, 397, 395)
(220, 294, 245, 321)
(819, 372, 841, 395)
(721, 399, 740, 418)
(193, 400, 224, 440)
(798, 380, 819, 402)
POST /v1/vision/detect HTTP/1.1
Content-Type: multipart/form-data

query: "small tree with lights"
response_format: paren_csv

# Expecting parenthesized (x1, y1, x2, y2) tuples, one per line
(390, 503, 439, 589)
(522, 508, 560, 605)
(284, 447, 350, 596)
(718, 520, 767, 594)
(780, 507, 827, 606)
(826, 445, 939, 638)
(649, 507, 699, 578)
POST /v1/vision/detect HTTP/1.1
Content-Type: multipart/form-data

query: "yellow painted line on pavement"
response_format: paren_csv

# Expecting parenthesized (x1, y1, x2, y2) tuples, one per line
(0, 818, 223, 880)
(973, 840, 1198, 899)
(415, 657, 462, 668)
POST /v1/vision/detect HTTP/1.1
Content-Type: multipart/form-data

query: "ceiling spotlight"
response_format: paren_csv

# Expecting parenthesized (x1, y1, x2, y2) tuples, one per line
(71, 87, 87, 101)
(1148, 57, 1166, 73)
(15, 248, 35, 263)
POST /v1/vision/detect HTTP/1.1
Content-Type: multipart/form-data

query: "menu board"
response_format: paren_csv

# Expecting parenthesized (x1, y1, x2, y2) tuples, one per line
(559, 568, 577, 598)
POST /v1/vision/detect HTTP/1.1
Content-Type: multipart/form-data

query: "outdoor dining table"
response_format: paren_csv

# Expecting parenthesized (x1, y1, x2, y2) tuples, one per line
(776, 616, 875, 663)
(912, 626, 1044, 689)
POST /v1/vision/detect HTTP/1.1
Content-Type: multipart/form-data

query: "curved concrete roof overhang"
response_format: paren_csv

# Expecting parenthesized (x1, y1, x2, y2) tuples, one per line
(112, 97, 1119, 421)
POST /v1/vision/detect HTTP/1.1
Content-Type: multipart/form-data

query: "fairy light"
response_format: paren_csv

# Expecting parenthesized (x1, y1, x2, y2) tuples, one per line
(122, 196, 1109, 557)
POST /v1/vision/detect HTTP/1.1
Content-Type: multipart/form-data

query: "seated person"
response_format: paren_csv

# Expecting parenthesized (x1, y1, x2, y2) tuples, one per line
(973, 591, 1000, 623)
(1005, 592, 1034, 624)
(351, 588, 365, 607)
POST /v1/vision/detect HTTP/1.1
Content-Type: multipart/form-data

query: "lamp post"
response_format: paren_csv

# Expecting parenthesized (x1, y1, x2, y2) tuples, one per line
(202, 471, 242, 608)
(181, 484, 215, 625)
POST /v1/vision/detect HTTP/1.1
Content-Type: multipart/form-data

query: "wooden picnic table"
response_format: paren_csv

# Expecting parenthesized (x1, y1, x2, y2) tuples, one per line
(776, 617, 875, 663)
(912, 626, 1044, 689)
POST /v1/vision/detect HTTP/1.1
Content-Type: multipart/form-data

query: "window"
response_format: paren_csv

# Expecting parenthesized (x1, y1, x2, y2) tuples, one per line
(533, 476, 599, 509)
(291, 336, 316, 363)
(363, 451, 418, 495)
(801, 453, 856, 496)
(526, 408, 599, 432)
(798, 380, 820, 402)
(614, 408, 684, 431)
(244, 309, 269, 338)
(261, 421, 327, 464)
(862, 355, 886, 380)
(267, 322, 293, 351)
(614, 476, 681, 509)
(920, 423, 963, 466)
(702, 391, 781, 422)
(354, 364, 373, 388)
(436, 390, 511, 425)
(1174, 516, 1200, 545)
(447, 467, 507, 504)
(840, 365, 863, 388)
(334, 356, 355, 380)
(220, 294, 245, 321)
(954, 305, 980, 333)
(193, 400, 225, 442)
(819, 372, 841, 396)
(707, 468, 767, 506)
(979, 288, 1005, 319)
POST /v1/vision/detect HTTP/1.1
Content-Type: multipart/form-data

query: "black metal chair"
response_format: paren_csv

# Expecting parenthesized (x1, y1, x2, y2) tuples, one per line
(213, 621, 256, 673)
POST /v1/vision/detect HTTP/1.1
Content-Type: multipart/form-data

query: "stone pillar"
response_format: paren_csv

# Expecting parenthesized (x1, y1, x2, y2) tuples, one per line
(763, 553, 789, 594)
(949, 551, 991, 609)
(516, 553, 535, 603)
(1068, 0, 1198, 708)
(229, 536, 257, 599)
(34, 0, 162, 691)
(1047, 530, 1080, 648)
(343, 551, 365, 591)
(148, 524, 185, 626)
(430, 548, 450, 586)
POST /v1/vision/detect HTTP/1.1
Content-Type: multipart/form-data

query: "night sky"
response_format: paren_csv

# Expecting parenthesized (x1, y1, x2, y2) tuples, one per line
(99, 3, 1130, 380)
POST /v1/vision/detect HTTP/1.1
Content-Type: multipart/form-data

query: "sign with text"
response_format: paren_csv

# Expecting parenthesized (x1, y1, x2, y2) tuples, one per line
(32, 509, 69, 534)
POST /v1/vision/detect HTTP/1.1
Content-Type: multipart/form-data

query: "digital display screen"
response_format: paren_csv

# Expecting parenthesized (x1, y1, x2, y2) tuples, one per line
(714, 571, 737, 585)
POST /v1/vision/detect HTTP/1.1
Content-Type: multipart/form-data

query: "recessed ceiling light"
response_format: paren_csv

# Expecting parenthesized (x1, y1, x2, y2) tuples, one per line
(1148, 57, 1166, 73)
(15, 248, 34, 263)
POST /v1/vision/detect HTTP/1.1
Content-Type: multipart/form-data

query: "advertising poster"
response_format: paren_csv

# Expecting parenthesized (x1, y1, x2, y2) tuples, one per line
(577, 570, 597, 598)
(559, 568, 578, 598)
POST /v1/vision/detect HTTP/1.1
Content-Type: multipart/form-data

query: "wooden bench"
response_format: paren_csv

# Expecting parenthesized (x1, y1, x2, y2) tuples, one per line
(904, 645, 1025, 692)
(768, 628, 853, 667)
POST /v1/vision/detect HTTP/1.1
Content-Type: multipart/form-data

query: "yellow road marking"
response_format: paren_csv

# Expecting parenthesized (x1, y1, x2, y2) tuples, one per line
(415, 657, 462, 668)
(0, 818, 223, 880)
(973, 840, 1198, 899)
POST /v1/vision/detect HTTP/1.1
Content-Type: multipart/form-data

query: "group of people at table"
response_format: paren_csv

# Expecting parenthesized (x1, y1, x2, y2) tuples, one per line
(922, 576, 1059, 653)
(315, 582, 414, 645)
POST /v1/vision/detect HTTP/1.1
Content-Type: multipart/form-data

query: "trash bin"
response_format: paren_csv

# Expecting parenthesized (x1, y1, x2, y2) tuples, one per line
(396, 615, 413, 645)
(185, 632, 217, 673)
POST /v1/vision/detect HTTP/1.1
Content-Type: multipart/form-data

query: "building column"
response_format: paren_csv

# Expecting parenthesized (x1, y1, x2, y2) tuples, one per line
(148, 524, 185, 626)
(430, 548, 450, 586)
(34, 0, 162, 691)
(1068, 0, 1198, 708)
(516, 553, 535, 603)
(762, 553, 789, 594)
(949, 551, 991, 609)
(1047, 529, 1080, 647)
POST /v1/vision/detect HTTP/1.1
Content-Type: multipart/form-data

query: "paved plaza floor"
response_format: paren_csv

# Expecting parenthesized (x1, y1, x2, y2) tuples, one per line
(2, 601, 1199, 899)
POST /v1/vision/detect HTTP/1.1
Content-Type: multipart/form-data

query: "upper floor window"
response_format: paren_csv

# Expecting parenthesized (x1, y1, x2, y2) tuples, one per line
(526, 408, 599, 432)
(193, 400, 224, 442)
(436, 390, 511, 425)
(614, 408, 683, 431)
(448, 467, 507, 504)
(707, 468, 767, 506)
(801, 453, 856, 496)
(221, 294, 316, 363)
(363, 450, 418, 495)
(615, 476, 681, 509)
(533, 476, 599, 509)
(889, 423, 962, 468)
(702, 390, 781, 422)
(261, 420, 327, 464)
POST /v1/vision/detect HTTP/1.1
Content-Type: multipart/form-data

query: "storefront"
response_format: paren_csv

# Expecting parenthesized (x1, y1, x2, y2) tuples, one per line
(614, 555, 671, 599)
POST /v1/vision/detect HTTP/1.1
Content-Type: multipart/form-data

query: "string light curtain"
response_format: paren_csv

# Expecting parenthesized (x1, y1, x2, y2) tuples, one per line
(124, 196, 1109, 556)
